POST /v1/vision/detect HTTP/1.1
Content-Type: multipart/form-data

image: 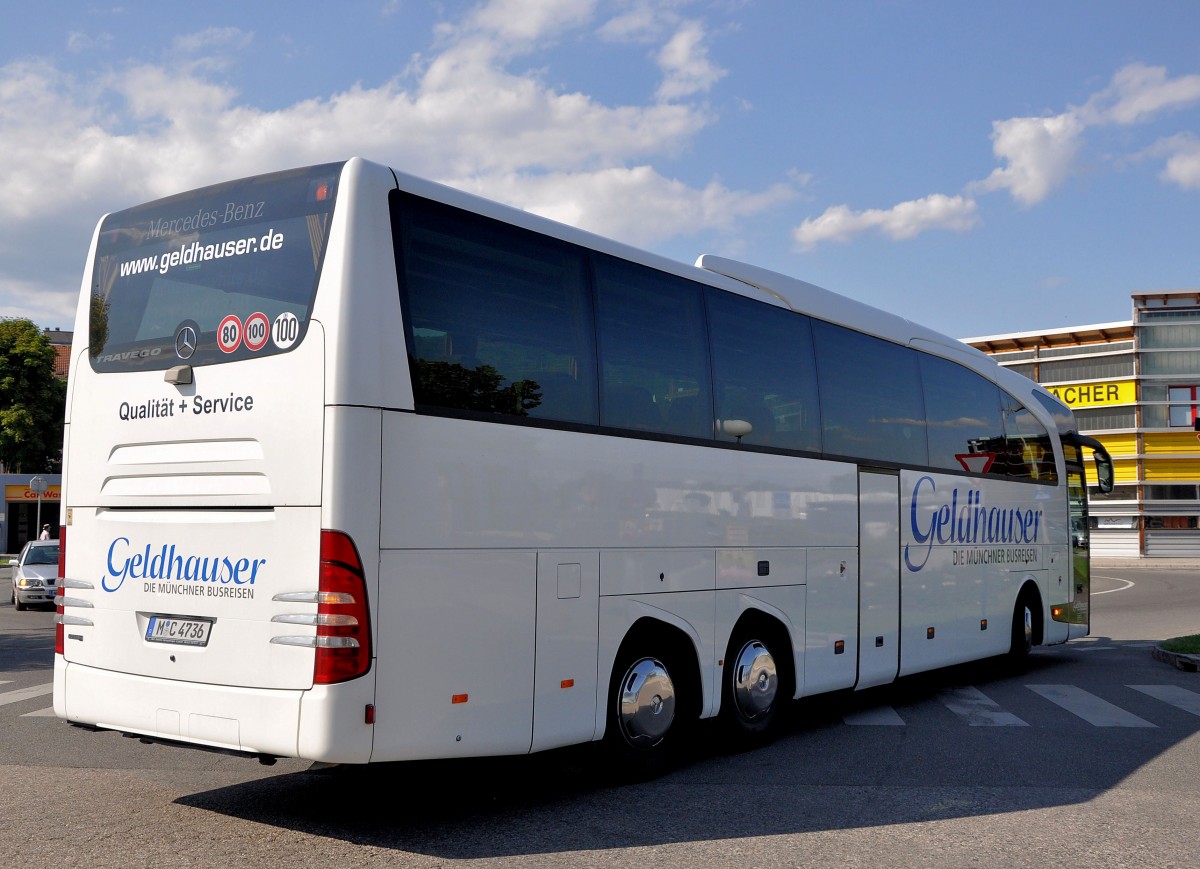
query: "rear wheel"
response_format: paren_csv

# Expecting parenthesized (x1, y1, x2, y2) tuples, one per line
(720, 627, 789, 748)
(604, 640, 691, 780)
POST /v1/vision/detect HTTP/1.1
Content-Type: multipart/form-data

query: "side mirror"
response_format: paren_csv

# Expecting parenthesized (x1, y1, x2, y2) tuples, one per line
(1095, 457, 1114, 494)
(721, 419, 753, 442)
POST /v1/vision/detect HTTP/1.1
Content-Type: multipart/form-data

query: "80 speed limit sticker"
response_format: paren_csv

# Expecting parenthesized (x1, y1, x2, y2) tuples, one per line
(217, 315, 242, 353)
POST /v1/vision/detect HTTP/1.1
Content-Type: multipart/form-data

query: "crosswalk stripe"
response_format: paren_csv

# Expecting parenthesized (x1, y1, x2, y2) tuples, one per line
(1128, 685, 1200, 717)
(843, 706, 905, 725)
(938, 686, 1028, 726)
(1028, 684, 1156, 727)
(21, 706, 57, 718)
(0, 683, 53, 707)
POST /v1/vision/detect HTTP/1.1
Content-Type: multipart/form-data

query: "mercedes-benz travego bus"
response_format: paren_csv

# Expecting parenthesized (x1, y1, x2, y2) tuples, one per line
(53, 157, 1113, 776)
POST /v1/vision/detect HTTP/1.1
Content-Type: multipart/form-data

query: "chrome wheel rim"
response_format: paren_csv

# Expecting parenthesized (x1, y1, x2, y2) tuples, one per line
(731, 640, 778, 720)
(617, 657, 676, 747)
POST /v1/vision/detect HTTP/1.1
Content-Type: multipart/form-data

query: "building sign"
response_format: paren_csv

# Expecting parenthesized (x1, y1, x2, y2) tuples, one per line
(1047, 380, 1135, 408)
(5, 484, 62, 501)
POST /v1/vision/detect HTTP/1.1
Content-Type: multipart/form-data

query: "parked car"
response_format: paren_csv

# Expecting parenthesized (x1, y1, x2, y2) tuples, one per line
(9, 539, 59, 610)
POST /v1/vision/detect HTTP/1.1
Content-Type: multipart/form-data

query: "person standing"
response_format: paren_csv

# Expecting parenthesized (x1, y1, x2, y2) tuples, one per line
(39, 524, 50, 540)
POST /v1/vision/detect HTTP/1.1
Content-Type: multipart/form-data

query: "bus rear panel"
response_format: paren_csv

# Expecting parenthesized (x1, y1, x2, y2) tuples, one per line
(55, 160, 390, 762)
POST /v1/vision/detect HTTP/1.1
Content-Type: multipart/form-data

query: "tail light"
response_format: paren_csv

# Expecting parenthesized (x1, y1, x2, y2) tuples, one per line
(55, 525, 66, 655)
(314, 530, 372, 684)
(271, 530, 372, 684)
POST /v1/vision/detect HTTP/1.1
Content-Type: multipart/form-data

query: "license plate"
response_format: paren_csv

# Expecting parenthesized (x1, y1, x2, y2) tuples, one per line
(145, 615, 213, 647)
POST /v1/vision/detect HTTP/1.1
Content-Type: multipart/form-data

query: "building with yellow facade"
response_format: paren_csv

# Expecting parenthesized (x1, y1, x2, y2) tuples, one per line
(966, 291, 1200, 558)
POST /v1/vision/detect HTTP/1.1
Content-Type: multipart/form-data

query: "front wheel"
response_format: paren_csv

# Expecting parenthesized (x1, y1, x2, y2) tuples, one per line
(13, 588, 25, 611)
(604, 643, 690, 780)
(1008, 595, 1034, 665)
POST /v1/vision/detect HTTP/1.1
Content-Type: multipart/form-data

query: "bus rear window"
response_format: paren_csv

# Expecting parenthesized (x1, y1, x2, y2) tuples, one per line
(88, 162, 343, 372)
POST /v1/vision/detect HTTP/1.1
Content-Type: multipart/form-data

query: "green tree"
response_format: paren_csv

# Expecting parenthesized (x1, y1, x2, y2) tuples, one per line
(0, 318, 67, 473)
(412, 360, 542, 415)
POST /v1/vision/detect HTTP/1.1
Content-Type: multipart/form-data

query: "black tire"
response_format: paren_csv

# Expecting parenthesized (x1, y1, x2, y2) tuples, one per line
(1008, 593, 1034, 666)
(720, 626, 790, 748)
(14, 591, 25, 611)
(604, 639, 691, 780)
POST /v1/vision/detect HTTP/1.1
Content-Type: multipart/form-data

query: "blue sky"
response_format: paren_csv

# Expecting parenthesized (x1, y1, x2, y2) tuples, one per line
(2, 1, 1199, 341)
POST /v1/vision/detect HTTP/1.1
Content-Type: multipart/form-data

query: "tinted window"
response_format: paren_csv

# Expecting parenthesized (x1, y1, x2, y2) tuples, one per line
(89, 162, 341, 372)
(921, 355, 1056, 482)
(394, 193, 597, 423)
(921, 354, 1005, 471)
(594, 255, 713, 438)
(707, 289, 821, 451)
(1000, 391, 1058, 482)
(1032, 390, 1073, 432)
(812, 321, 927, 465)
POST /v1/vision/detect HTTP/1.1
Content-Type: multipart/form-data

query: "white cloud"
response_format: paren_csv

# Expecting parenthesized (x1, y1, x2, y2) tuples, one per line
(464, 0, 598, 45)
(655, 19, 725, 101)
(172, 27, 254, 56)
(0, 1, 791, 328)
(598, 0, 688, 43)
(792, 194, 979, 251)
(971, 112, 1085, 207)
(0, 277, 78, 329)
(1080, 62, 1200, 126)
(66, 30, 112, 54)
(971, 63, 1200, 208)
(0, 10, 733, 221)
(454, 165, 796, 244)
(792, 61, 1200, 252)
(1149, 133, 1200, 189)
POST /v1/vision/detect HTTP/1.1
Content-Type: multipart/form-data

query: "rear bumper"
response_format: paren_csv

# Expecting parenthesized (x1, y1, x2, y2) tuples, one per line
(55, 657, 304, 758)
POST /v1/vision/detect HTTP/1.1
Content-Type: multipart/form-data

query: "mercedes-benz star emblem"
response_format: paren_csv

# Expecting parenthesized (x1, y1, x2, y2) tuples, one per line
(175, 325, 197, 360)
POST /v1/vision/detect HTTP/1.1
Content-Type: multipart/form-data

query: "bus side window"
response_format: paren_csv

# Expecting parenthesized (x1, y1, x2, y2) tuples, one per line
(706, 288, 821, 452)
(394, 192, 598, 424)
(920, 354, 1005, 472)
(594, 254, 713, 440)
(603, 384, 661, 431)
(811, 320, 927, 466)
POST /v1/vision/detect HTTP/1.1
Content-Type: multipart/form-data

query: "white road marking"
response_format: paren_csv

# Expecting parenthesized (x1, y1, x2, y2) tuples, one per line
(938, 686, 1028, 726)
(1027, 684, 1156, 727)
(0, 682, 53, 707)
(1128, 684, 1200, 717)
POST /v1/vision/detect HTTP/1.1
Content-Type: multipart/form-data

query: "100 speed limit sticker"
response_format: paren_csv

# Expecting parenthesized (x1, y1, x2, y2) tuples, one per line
(243, 312, 270, 351)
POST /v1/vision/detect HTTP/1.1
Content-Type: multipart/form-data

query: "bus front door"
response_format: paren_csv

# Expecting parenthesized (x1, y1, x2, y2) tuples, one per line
(857, 470, 901, 690)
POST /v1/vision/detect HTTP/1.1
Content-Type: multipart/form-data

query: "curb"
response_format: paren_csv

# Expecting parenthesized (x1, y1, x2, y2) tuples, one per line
(1153, 646, 1200, 673)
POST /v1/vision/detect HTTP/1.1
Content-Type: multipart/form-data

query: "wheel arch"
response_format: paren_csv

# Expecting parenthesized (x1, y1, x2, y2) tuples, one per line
(613, 616, 703, 720)
(1016, 577, 1045, 647)
(724, 605, 798, 704)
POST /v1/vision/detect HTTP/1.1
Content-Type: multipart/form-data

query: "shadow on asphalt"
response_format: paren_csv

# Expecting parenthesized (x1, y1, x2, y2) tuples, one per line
(176, 644, 1197, 859)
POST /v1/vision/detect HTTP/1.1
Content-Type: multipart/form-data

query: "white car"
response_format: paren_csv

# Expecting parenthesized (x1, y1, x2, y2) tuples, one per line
(9, 539, 59, 610)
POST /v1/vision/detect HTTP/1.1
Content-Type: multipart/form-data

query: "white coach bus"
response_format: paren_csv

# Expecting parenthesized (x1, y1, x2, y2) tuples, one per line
(54, 158, 1113, 774)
